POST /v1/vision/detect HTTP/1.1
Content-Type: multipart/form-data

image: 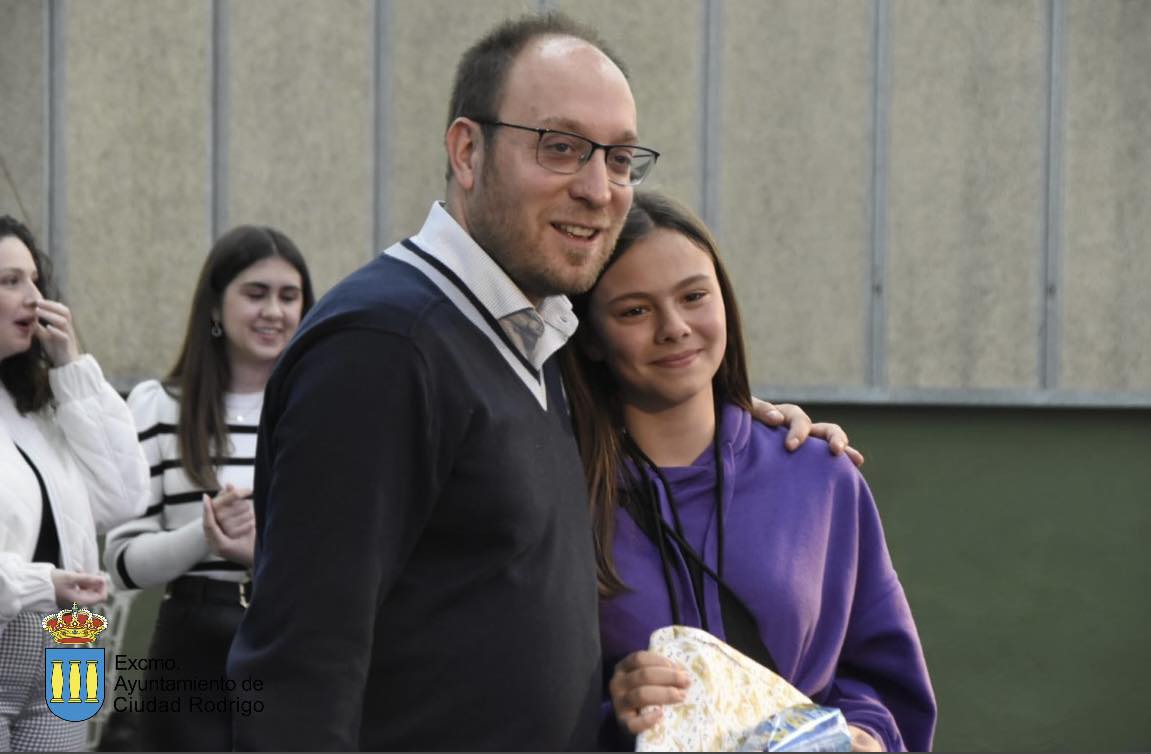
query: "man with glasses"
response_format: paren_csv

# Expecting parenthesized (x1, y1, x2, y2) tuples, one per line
(469, 119, 660, 187)
(227, 12, 844, 751)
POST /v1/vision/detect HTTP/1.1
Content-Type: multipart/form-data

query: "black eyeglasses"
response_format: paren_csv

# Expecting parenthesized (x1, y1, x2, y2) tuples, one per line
(471, 118, 659, 187)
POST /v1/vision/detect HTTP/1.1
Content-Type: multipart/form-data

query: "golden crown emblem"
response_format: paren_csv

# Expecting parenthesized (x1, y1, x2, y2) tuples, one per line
(41, 602, 108, 645)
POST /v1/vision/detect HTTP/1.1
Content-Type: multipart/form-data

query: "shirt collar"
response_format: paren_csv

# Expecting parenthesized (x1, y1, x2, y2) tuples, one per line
(410, 202, 580, 348)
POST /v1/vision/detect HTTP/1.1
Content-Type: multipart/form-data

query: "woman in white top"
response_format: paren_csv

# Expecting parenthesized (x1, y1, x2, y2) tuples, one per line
(103, 225, 313, 750)
(0, 215, 150, 751)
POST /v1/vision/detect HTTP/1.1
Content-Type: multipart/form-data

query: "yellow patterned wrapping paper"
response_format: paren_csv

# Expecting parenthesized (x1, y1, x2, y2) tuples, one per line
(636, 625, 811, 752)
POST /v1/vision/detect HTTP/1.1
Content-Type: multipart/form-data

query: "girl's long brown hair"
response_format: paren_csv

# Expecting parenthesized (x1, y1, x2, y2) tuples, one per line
(166, 226, 314, 490)
(560, 192, 753, 596)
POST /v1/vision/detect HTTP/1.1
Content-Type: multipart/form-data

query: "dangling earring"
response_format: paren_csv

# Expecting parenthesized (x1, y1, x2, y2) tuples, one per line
(210, 319, 223, 338)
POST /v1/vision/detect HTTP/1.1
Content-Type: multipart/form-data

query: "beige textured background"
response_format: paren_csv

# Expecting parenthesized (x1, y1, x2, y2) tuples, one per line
(886, 0, 1046, 390)
(1, 0, 1148, 402)
(1060, 1, 1151, 392)
(721, 0, 873, 389)
(227, 0, 375, 297)
(63, 0, 212, 380)
(0, 0, 46, 240)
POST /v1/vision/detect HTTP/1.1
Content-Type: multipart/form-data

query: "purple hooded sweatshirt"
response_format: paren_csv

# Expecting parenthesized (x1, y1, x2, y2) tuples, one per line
(599, 404, 937, 751)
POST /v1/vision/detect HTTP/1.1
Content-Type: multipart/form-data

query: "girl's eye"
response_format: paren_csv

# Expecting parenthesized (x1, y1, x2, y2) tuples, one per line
(1, 276, 17, 287)
(619, 306, 646, 318)
(684, 291, 707, 303)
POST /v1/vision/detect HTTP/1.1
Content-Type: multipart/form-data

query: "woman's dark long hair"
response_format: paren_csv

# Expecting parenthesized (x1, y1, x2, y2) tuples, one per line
(167, 226, 314, 490)
(560, 192, 752, 596)
(0, 215, 57, 414)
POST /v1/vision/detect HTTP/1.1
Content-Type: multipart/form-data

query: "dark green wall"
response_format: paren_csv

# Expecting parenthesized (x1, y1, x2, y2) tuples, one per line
(813, 405, 1151, 751)
(112, 406, 1151, 751)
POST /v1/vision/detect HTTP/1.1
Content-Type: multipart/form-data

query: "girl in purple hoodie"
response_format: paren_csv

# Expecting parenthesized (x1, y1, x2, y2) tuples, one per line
(561, 192, 937, 752)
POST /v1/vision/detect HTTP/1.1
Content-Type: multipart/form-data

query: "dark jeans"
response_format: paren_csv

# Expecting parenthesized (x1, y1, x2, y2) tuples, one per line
(138, 583, 245, 751)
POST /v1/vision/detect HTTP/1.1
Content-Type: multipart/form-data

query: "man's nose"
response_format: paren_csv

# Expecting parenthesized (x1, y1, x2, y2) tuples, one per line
(568, 148, 615, 206)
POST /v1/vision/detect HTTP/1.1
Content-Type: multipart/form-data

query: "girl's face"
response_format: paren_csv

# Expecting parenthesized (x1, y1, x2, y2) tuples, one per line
(0, 235, 42, 363)
(586, 228, 727, 412)
(216, 256, 304, 373)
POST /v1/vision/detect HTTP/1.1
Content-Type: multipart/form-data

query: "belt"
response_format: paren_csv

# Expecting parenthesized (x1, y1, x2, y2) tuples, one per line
(166, 576, 251, 608)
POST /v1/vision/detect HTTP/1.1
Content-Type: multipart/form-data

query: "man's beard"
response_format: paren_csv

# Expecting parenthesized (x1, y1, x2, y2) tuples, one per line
(467, 165, 618, 300)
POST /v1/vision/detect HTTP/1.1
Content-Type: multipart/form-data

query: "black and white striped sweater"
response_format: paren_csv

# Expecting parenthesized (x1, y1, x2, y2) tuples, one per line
(103, 379, 261, 589)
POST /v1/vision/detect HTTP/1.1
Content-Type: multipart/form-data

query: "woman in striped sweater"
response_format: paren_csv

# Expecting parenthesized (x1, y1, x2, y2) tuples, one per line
(103, 226, 314, 750)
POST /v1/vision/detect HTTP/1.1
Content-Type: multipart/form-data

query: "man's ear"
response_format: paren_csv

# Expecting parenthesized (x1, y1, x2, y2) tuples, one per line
(445, 117, 483, 191)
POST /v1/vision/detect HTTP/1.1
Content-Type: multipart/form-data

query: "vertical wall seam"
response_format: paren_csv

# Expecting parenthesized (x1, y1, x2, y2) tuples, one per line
(40, 0, 52, 240)
(700, 0, 723, 235)
(373, 0, 392, 257)
(1040, 0, 1066, 390)
(210, 0, 230, 240)
(867, 0, 891, 388)
(47, 0, 67, 291)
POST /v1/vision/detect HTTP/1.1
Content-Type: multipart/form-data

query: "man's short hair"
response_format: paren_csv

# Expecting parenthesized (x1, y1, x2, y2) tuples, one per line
(444, 12, 628, 181)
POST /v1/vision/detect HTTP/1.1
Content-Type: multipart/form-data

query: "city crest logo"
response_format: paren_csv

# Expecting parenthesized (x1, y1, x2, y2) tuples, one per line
(42, 602, 108, 722)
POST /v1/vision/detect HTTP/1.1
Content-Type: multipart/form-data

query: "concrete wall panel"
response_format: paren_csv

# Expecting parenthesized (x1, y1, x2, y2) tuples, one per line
(720, 0, 873, 388)
(16, 1, 1148, 402)
(886, 0, 1046, 390)
(227, 0, 374, 296)
(64, 0, 211, 381)
(1060, 1, 1151, 391)
(0, 0, 46, 240)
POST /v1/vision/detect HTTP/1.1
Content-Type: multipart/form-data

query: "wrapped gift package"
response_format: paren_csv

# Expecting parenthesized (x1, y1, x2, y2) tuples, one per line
(637, 625, 850, 752)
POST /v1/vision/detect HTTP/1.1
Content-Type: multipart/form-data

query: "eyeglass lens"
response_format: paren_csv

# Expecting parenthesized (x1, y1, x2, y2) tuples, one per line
(536, 132, 656, 186)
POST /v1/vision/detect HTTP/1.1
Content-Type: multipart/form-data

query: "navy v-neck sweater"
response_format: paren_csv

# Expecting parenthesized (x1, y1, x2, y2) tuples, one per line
(228, 254, 600, 751)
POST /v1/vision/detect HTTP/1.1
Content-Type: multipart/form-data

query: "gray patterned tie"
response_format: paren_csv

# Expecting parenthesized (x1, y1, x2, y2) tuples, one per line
(500, 308, 546, 363)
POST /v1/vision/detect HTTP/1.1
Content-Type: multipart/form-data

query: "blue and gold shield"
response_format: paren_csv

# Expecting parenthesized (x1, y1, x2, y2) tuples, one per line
(44, 647, 105, 722)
